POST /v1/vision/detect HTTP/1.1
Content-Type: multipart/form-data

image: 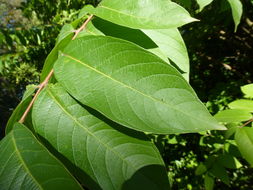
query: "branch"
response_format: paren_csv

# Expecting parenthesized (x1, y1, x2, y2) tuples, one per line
(72, 15, 94, 40)
(19, 69, 54, 123)
(240, 118, 253, 128)
(19, 15, 94, 123)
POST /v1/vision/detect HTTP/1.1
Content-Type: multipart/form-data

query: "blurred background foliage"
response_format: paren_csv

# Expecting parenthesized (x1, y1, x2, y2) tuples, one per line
(0, 0, 253, 189)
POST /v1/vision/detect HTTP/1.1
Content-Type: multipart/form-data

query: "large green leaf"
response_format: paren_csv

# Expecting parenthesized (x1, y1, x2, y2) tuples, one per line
(235, 127, 253, 166)
(78, 18, 170, 64)
(214, 109, 252, 123)
(83, 0, 196, 29)
(32, 84, 169, 190)
(142, 29, 189, 80)
(54, 36, 224, 134)
(80, 18, 156, 49)
(228, 99, 253, 112)
(196, 0, 213, 11)
(241, 83, 253, 98)
(0, 123, 82, 190)
(227, 0, 243, 32)
(5, 85, 37, 134)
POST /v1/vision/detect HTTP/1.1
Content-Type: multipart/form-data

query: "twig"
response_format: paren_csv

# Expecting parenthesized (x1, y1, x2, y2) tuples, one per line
(19, 14, 94, 124)
(240, 118, 253, 128)
(72, 14, 94, 40)
(19, 70, 54, 123)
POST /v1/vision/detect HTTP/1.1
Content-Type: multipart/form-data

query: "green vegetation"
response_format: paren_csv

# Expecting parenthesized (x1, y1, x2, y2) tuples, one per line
(0, 0, 253, 189)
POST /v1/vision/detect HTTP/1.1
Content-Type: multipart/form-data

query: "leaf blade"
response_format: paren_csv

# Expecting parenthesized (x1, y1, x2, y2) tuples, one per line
(228, 99, 253, 112)
(83, 0, 196, 29)
(0, 123, 82, 190)
(32, 84, 169, 190)
(241, 84, 253, 98)
(54, 36, 225, 134)
(235, 127, 253, 166)
(227, 0, 243, 32)
(5, 86, 37, 134)
(142, 28, 190, 79)
(214, 109, 252, 123)
(196, 0, 213, 11)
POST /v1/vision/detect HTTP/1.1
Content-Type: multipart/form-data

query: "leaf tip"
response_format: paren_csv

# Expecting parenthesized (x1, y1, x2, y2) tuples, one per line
(213, 122, 227, 131)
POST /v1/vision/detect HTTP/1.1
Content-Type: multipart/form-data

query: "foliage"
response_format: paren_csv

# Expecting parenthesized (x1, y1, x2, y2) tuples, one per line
(1, 0, 253, 189)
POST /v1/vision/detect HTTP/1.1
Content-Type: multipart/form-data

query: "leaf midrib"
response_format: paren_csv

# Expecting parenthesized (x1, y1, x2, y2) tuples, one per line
(11, 132, 43, 190)
(62, 53, 217, 129)
(98, 5, 149, 20)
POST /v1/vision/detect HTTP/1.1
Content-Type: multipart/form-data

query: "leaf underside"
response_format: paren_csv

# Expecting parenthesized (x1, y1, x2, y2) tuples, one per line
(32, 84, 169, 190)
(0, 123, 82, 190)
(54, 36, 224, 134)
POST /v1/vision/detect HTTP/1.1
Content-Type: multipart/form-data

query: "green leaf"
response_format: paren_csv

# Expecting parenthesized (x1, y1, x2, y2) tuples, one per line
(56, 24, 74, 45)
(22, 84, 37, 101)
(148, 48, 170, 64)
(80, 17, 156, 48)
(209, 164, 229, 185)
(54, 36, 225, 134)
(32, 84, 170, 190)
(142, 28, 190, 80)
(196, 0, 213, 11)
(235, 127, 253, 166)
(78, 20, 105, 37)
(217, 154, 242, 169)
(78, 18, 170, 64)
(195, 163, 207, 175)
(214, 109, 252, 123)
(40, 33, 72, 82)
(228, 99, 253, 112)
(204, 173, 214, 190)
(0, 123, 82, 190)
(5, 86, 37, 134)
(224, 123, 238, 139)
(241, 84, 253, 98)
(83, 0, 196, 29)
(78, 6, 89, 19)
(227, 0, 243, 32)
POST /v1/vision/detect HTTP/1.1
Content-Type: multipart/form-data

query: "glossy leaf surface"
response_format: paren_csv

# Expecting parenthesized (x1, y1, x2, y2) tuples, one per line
(54, 36, 224, 134)
(32, 84, 169, 190)
(235, 127, 253, 166)
(83, 0, 196, 29)
(0, 123, 82, 190)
